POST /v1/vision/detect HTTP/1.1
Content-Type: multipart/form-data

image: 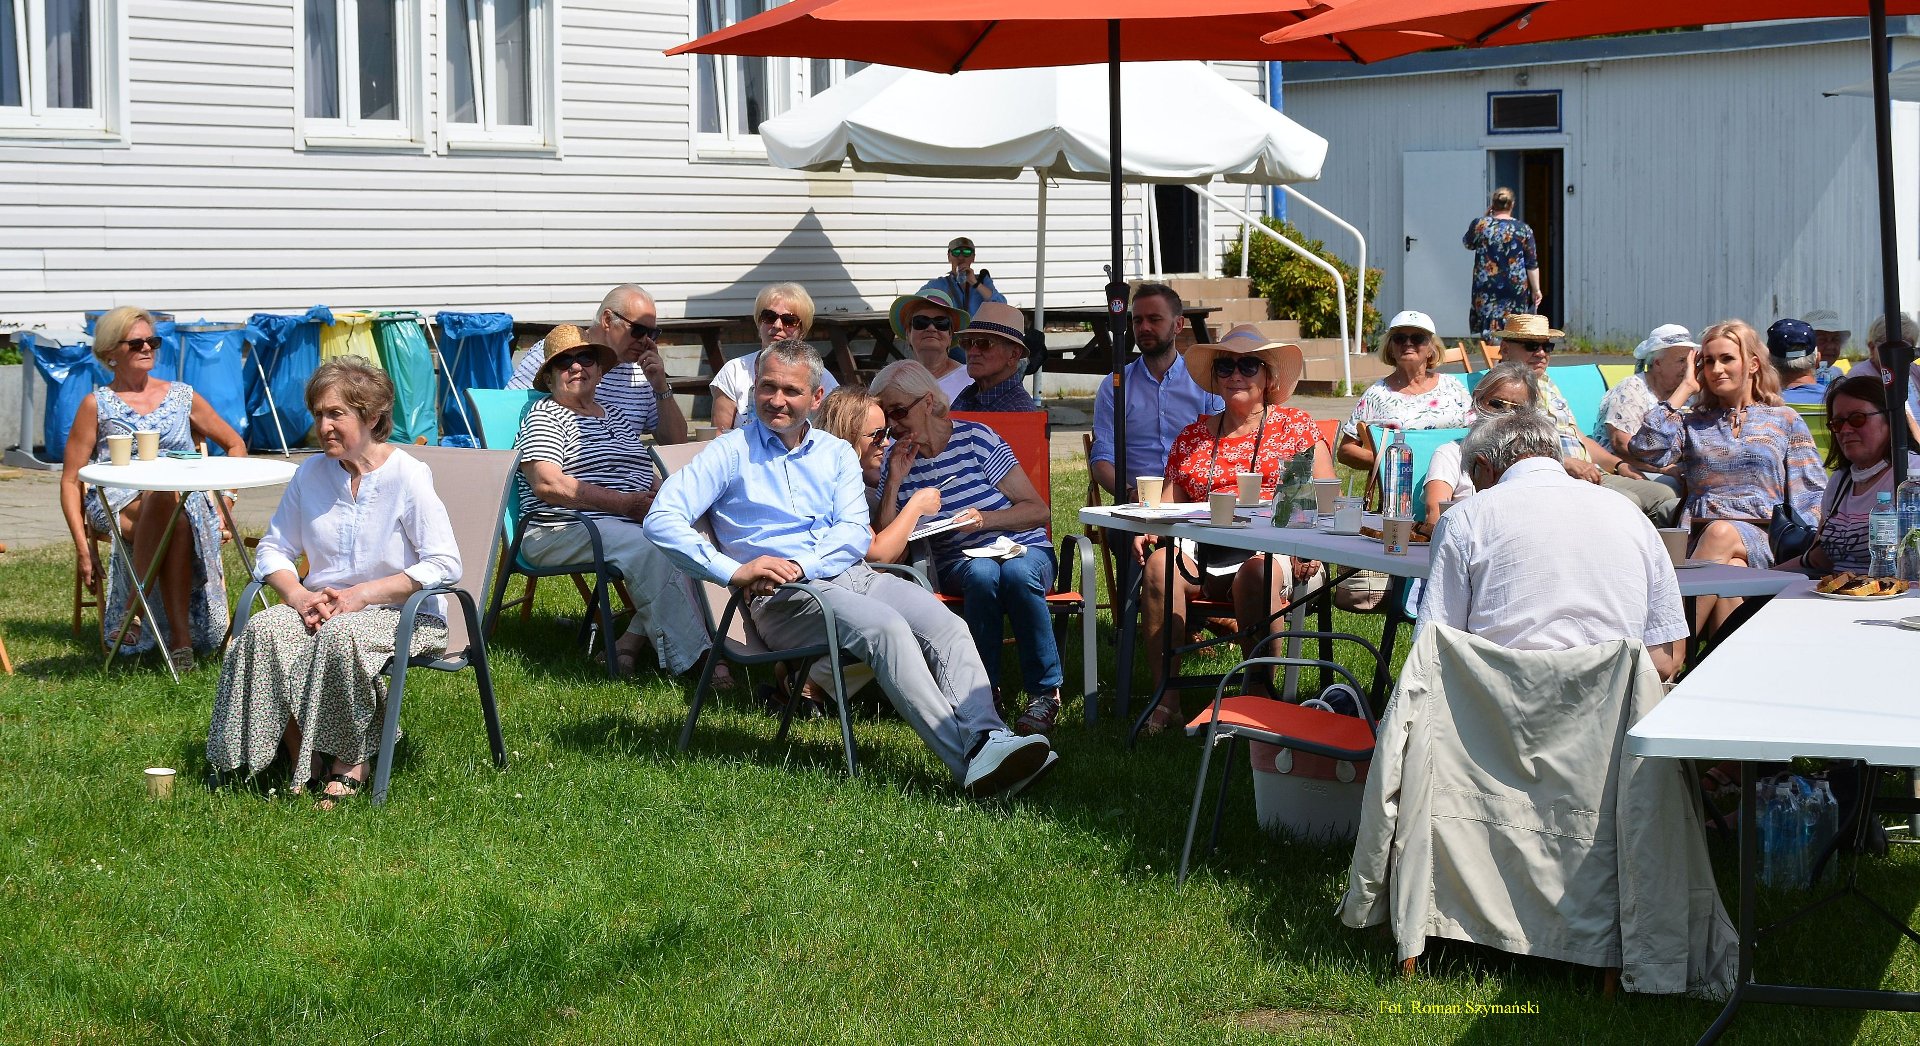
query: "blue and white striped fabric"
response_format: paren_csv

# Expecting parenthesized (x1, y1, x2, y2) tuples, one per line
(885, 419, 1047, 575)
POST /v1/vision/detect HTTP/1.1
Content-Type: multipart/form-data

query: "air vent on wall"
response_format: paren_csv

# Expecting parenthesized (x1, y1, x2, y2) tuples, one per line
(1488, 91, 1561, 134)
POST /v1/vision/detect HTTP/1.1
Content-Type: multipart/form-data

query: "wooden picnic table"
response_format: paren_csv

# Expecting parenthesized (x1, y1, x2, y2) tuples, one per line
(820, 304, 1221, 375)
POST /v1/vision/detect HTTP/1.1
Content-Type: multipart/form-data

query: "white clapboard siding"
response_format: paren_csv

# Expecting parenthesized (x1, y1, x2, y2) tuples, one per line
(1283, 34, 1918, 342)
(1, 0, 1267, 324)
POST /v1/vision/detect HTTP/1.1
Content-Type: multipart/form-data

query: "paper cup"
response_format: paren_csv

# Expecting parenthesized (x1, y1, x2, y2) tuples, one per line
(1312, 477, 1340, 516)
(1136, 476, 1164, 508)
(1657, 527, 1689, 567)
(1236, 472, 1262, 507)
(135, 430, 160, 461)
(106, 433, 132, 466)
(145, 767, 176, 799)
(693, 425, 719, 441)
(1382, 516, 1413, 556)
(1209, 491, 1239, 526)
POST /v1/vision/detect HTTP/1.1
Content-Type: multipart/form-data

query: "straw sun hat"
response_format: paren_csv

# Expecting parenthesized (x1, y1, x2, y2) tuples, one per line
(1491, 313, 1565, 342)
(1185, 323, 1305, 406)
(888, 287, 971, 339)
(532, 323, 617, 392)
(959, 301, 1028, 354)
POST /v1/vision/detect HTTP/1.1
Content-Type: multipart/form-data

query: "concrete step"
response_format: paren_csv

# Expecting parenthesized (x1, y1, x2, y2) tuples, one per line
(1254, 319, 1302, 342)
(1198, 297, 1271, 328)
(1138, 276, 1252, 302)
(1298, 338, 1390, 390)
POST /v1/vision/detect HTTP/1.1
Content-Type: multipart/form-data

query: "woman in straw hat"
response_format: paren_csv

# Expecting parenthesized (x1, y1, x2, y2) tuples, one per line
(1630, 319, 1825, 635)
(1134, 324, 1332, 734)
(514, 325, 716, 681)
(1335, 308, 1473, 472)
(890, 288, 974, 404)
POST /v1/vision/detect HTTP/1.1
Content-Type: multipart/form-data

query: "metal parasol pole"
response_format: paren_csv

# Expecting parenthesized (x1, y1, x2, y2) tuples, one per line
(1872, 0, 1911, 487)
(1106, 18, 1136, 722)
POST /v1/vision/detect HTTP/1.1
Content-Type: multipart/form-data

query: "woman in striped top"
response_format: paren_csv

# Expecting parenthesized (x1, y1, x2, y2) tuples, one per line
(871, 361, 1063, 736)
(513, 325, 715, 682)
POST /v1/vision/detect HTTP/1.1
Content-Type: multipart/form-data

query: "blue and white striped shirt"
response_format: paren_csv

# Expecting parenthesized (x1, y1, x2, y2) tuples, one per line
(884, 420, 1047, 576)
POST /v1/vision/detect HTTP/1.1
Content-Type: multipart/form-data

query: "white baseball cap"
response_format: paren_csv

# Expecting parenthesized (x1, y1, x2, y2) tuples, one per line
(1634, 323, 1699, 361)
(1802, 309, 1847, 334)
(1386, 310, 1437, 335)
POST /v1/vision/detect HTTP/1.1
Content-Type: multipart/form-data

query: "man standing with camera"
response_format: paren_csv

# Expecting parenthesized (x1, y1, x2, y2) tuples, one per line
(929, 236, 1009, 315)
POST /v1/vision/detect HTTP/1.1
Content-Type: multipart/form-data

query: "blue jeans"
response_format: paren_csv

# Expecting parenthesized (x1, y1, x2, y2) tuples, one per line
(941, 548, 1063, 697)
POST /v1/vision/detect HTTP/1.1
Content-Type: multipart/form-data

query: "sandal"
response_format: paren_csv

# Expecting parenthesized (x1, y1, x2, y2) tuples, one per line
(168, 646, 196, 674)
(1141, 701, 1181, 737)
(314, 772, 362, 811)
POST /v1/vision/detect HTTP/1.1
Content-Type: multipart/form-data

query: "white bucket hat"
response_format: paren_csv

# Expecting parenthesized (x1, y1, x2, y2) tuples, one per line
(1634, 323, 1698, 362)
(1802, 309, 1847, 335)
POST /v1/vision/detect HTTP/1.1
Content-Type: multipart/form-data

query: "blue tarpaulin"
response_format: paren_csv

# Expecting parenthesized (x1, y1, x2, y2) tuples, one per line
(243, 306, 331, 452)
(24, 330, 106, 462)
(434, 311, 512, 439)
(84, 310, 180, 380)
(177, 322, 248, 453)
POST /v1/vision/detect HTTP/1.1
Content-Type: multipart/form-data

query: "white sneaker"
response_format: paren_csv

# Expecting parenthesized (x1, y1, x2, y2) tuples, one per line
(962, 731, 1051, 798)
(1004, 750, 1059, 798)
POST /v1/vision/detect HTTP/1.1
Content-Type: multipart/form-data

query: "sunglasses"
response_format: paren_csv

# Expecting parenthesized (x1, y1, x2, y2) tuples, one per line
(862, 424, 890, 444)
(759, 310, 803, 329)
(1832, 410, 1886, 430)
(1389, 331, 1431, 346)
(617, 314, 662, 341)
(949, 247, 975, 258)
(1482, 397, 1525, 412)
(551, 351, 599, 371)
(1514, 342, 1555, 354)
(1211, 357, 1266, 379)
(909, 315, 953, 332)
(957, 335, 1003, 352)
(120, 336, 163, 351)
(882, 394, 927, 423)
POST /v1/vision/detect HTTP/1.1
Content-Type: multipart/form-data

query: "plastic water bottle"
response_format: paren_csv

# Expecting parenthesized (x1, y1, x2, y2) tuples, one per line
(1897, 473, 1920, 581)
(1381, 428, 1414, 521)
(1871, 492, 1901, 578)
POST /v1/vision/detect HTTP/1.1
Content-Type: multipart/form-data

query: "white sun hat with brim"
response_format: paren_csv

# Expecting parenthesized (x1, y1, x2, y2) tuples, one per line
(1634, 323, 1699, 362)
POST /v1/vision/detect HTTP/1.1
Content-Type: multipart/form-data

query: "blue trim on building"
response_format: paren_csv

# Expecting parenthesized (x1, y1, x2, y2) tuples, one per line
(1268, 60, 1286, 220)
(1283, 18, 1912, 83)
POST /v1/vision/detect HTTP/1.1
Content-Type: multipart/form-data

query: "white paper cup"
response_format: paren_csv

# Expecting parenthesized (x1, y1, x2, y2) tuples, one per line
(1382, 516, 1413, 556)
(1658, 527, 1689, 567)
(1209, 491, 1239, 526)
(1312, 477, 1340, 516)
(145, 766, 176, 799)
(135, 430, 160, 461)
(1236, 472, 1262, 507)
(106, 433, 133, 466)
(693, 425, 719, 441)
(1136, 476, 1164, 508)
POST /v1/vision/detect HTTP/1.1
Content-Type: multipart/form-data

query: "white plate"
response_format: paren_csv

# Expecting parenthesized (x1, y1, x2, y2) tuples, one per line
(1319, 523, 1364, 537)
(1815, 587, 1910, 601)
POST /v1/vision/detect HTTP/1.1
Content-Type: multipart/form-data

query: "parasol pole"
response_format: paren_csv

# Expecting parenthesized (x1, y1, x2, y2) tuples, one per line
(1106, 18, 1136, 722)
(1871, 0, 1911, 486)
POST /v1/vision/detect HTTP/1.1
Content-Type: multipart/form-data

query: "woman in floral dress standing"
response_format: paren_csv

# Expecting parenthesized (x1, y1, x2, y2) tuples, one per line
(1462, 187, 1542, 338)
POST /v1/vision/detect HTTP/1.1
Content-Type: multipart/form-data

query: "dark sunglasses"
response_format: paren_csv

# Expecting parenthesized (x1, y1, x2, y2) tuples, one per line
(1211, 356, 1266, 379)
(1514, 342, 1555, 354)
(909, 315, 953, 332)
(120, 336, 163, 351)
(1389, 331, 1431, 346)
(949, 247, 975, 258)
(862, 424, 890, 444)
(759, 310, 803, 328)
(617, 314, 662, 341)
(552, 351, 599, 370)
(882, 394, 927, 423)
(1482, 397, 1524, 412)
(1832, 410, 1886, 430)
(957, 335, 1002, 352)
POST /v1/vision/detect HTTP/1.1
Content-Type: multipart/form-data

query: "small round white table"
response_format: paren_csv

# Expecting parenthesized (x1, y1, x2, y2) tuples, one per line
(78, 456, 298, 680)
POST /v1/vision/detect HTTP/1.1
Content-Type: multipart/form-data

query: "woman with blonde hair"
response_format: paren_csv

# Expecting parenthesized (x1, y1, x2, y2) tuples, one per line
(708, 282, 838, 432)
(1631, 319, 1825, 633)
(1335, 309, 1473, 471)
(59, 306, 247, 670)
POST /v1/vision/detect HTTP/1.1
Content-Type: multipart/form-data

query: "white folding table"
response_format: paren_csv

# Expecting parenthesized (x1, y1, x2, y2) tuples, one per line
(79, 456, 297, 681)
(1629, 578, 1920, 1041)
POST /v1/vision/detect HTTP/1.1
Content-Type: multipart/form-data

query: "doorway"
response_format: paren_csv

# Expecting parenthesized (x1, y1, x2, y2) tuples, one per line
(1153, 184, 1203, 275)
(1489, 149, 1565, 327)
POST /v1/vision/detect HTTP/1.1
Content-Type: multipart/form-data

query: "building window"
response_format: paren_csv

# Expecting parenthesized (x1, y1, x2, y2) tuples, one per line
(1, 0, 121, 137)
(1487, 90, 1560, 135)
(300, 0, 421, 146)
(443, 0, 556, 149)
(692, 0, 863, 157)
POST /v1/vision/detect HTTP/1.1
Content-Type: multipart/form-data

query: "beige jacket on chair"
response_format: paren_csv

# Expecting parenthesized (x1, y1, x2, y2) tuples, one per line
(1337, 625, 1736, 998)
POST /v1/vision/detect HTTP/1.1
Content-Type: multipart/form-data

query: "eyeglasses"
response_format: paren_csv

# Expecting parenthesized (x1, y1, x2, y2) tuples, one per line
(1211, 357, 1266, 379)
(882, 394, 927, 423)
(1389, 331, 1431, 346)
(1832, 410, 1886, 430)
(1482, 397, 1524, 412)
(1513, 342, 1555, 355)
(949, 247, 975, 258)
(616, 314, 662, 341)
(862, 425, 890, 444)
(759, 310, 803, 329)
(120, 336, 163, 351)
(957, 335, 1001, 352)
(552, 351, 598, 371)
(909, 315, 953, 332)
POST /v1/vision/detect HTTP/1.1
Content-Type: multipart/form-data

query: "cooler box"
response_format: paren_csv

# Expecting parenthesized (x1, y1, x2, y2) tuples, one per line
(1248, 738, 1367, 841)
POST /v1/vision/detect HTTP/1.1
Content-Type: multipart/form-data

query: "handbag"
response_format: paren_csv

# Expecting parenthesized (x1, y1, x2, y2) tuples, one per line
(1767, 458, 1829, 565)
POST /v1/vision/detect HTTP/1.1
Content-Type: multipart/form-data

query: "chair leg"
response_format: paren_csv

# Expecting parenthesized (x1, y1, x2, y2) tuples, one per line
(463, 597, 507, 769)
(1204, 737, 1237, 859)
(1180, 730, 1225, 886)
(677, 651, 720, 752)
(369, 658, 410, 807)
(0, 631, 12, 675)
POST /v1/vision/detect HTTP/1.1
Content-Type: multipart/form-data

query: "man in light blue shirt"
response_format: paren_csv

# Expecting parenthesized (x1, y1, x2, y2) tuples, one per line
(1089, 283, 1224, 500)
(646, 340, 1056, 798)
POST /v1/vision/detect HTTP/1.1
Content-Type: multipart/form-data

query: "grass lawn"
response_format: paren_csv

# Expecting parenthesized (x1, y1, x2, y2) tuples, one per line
(4, 461, 1920, 1043)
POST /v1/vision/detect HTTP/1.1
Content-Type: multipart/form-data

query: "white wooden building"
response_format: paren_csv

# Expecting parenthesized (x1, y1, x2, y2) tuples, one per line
(0, 0, 1275, 327)
(1281, 19, 1919, 344)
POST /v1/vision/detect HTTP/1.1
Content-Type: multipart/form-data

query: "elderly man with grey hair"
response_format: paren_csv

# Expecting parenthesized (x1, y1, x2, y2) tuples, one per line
(646, 340, 1057, 798)
(1417, 410, 1687, 680)
(507, 283, 687, 447)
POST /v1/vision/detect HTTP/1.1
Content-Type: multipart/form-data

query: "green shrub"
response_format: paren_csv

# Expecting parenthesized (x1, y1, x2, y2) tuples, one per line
(1222, 218, 1383, 342)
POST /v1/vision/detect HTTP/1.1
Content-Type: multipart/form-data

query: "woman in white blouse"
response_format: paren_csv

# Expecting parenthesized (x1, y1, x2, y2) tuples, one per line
(207, 358, 460, 808)
(1335, 310, 1474, 471)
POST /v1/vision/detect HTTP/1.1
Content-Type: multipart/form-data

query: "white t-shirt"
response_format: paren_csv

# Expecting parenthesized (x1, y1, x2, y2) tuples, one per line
(935, 364, 972, 405)
(711, 349, 840, 408)
(1424, 440, 1477, 500)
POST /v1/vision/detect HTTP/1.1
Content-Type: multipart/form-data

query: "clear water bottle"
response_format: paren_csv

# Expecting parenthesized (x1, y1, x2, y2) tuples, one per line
(1897, 473, 1920, 581)
(1762, 780, 1802, 889)
(1870, 491, 1900, 578)
(1381, 428, 1414, 521)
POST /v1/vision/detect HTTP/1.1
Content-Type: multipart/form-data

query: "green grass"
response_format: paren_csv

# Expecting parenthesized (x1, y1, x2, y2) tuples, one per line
(4, 462, 1920, 1043)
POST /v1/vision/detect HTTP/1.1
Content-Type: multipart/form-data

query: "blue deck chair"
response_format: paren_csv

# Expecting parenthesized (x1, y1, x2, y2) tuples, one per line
(467, 387, 628, 678)
(1549, 364, 1608, 439)
(1463, 369, 1486, 393)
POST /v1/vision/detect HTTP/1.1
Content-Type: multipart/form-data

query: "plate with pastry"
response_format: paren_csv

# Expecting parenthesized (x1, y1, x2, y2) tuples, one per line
(1814, 573, 1912, 600)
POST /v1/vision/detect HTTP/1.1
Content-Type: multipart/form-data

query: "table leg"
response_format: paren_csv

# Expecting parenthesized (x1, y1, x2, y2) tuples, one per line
(1369, 577, 1409, 705)
(1697, 761, 1761, 1045)
(96, 487, 183, 683)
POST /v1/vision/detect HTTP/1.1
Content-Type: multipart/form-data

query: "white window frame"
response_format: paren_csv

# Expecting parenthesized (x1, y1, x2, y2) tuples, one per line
(294, 0, 427, 150)
(439, 0, 559, 153)
(0, 0, 126, 141)
(688, 0, 860, 161)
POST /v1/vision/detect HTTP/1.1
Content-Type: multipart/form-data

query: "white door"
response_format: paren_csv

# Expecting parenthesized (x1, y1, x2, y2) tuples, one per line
(1400, 150, 1486, 338)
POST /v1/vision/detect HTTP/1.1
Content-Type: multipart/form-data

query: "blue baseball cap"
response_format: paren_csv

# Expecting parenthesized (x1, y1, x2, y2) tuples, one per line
(1766, 318, 1816, 363)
